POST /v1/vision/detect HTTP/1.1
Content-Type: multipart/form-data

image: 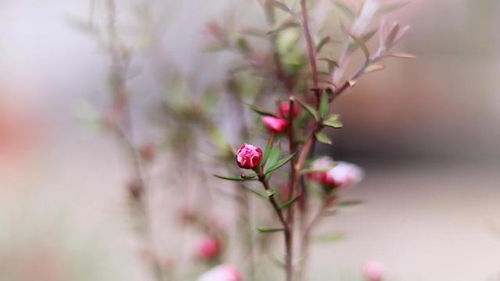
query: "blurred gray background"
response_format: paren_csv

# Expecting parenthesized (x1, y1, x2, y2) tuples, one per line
(1, 0, 500, 280)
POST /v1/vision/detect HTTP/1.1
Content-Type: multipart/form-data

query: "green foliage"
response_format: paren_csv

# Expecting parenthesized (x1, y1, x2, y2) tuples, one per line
(297, 99, 320, 121)
(314, 232, 346, 243)
(279, 197, 299, 209)
(315, 132, 332, 145)
(257, 226, 285, 233)
(265, 153, 296, 175)
(323, 115, 343, 128)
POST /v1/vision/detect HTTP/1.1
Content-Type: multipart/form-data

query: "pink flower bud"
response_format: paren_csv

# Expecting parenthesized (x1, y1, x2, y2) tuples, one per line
(236, 144, 263, 169)
(196, 237, 221, 260)
(262, 116, 287, 134)
(307, 156, 335, 182)
(278, 102, 301, 118)
(197, 265, 242, 281)
(308, 158, 364, 188)
(323, 161, 364, 188)
(363, 261, 384, 281)
(139, 142, 155, 162)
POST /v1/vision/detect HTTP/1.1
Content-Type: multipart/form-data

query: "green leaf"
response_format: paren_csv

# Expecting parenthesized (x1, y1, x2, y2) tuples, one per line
(296, 100, 320, 121)
(337, 200, 364, 207)
(241, 173, 258, 180)
(364, 63, 384, 73)
(323, 115, 343, 128)
(315, 132, 332, 145)
(265, 146, 281, 170)
(248, 104, 278, 117)
(267, 0, 293, 14)
(247, 188, 274, 199)
(319, 58, 339, 73)
(279, 196, 299, 209)
(257, 226, 285, 233)
(332, 1, 356, 20)
(315, 36, 331, 53)
(265, 153, 295, 175)
(214, 175, 255, 182)
(315, 232, 346, 243)
(319, 92, 330, 118)
(267, 20, 300, 36)
(347, 33, 370, 60)
(236, 36, 251, 54)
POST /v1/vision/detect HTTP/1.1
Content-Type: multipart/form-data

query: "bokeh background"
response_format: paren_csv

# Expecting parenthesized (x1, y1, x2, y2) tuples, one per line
(1, 0, 500, 280)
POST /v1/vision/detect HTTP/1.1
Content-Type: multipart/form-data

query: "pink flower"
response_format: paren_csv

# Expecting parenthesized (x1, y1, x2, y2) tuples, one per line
(236, 144, 263, 169)
(308, 158, 364, 188)
(363, 261, 384, 281)
(278, 102, 301, 118)
(196, 237, 221, 260)
(307, 156, 336, 182)
(262, 116, 287, 134)
(197, 265, 242, 281)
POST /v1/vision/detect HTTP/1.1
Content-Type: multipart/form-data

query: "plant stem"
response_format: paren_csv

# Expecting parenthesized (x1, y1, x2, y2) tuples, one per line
(257, 170, 292, 281)
(300, 0, 319, 90)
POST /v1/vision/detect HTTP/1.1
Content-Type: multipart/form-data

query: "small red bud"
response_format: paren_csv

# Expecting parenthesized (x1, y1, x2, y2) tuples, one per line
(262, 116, 287, 134)
(278, 102, 301, 118)
(196, 237, 222, 260)
(139, 142, 155, 162)
(235, 144, 263, 169)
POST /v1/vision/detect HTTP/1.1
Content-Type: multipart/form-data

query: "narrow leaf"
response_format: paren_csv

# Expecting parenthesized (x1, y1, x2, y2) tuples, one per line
(214, 175, 254, 182)
(296, 99, 320, 121)
(323, 115, 343, 128)
(265, 146, 281, 170)
(315, 132, 332, 145)
(315, 36, 331, 53)
(248, 104, 278, 117)
(247, 188, 273, 199)
(279, 196, 299, 209)
(267, 0, 293, 14)
(319, 91, 330, 118)
(332, 1, 356, 20)
(315, 232, 346, 243)
(363, 63, 384, 73)
(267, 20, 300, 35)
(265, 153, 296, 175)
(337, 200, 364, 207)
(347, 33, 370, 60)
(257, 226, 285, 233)
(319, 58, 339, 73)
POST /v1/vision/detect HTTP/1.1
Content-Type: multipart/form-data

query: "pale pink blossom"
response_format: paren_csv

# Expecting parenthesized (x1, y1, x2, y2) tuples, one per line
(363, 261, 384, 281)
(308, 157, 364, 188)
(323, 161, 364, 188)
(197, 265, 242, 281)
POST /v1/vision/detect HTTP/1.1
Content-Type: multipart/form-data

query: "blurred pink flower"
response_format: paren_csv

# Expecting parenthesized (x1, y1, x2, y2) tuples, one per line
(307, 156, 336, 182)
(197, 265, 241, 281)
(236, 144, 262, 169)
(262, 116, 287, 134)
(278, 102, 301, 118)
(363, 261, 384, 281)
(308, 157, 364, 188)
(196, 237, 221, 260)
